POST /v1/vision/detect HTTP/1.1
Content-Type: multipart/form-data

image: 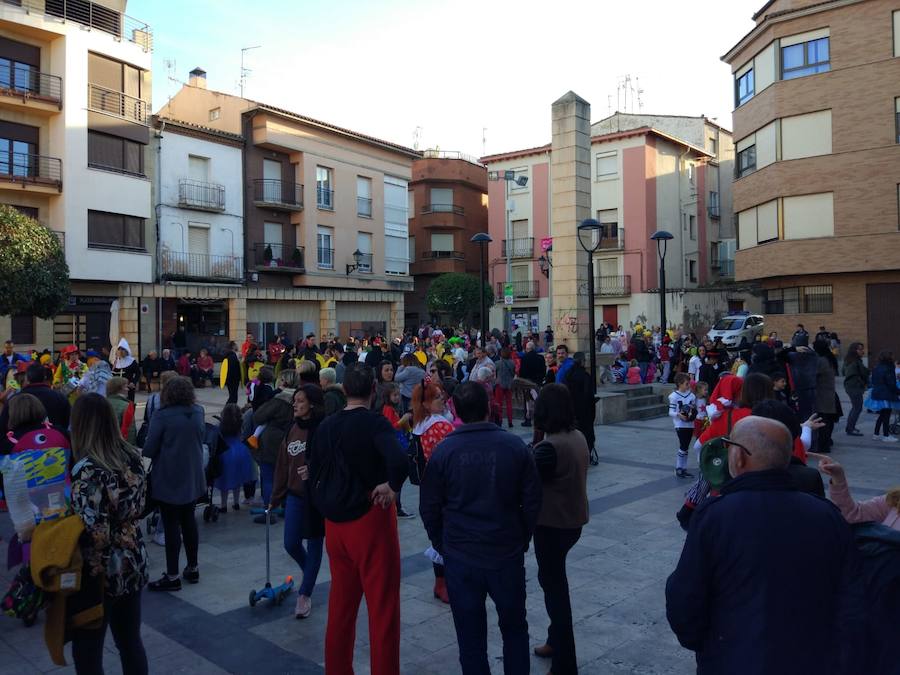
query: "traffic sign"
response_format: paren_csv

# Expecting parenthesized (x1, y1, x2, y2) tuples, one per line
(503, 283, 514, 305)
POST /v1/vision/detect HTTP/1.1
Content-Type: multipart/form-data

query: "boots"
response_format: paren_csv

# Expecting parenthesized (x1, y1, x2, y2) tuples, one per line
(433, 577, 450, 604)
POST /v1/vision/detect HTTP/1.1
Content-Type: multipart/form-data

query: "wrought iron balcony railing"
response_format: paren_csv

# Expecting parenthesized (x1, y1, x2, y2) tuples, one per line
(252, 179, 303, 210)
(708, 205, 721, 219)
(178, 179, 225, 212)
(421, 203, 464, 215)
(421, 250, 464, 260)
(718, 259, 735, 277)
(159, 251, 242, 283)
(596, 275, 632, 296)
(357, 196, 372, 217)
(317, 246, 334, 269)
(0, 152, 62, 189)
(501, 237, 534, 258)
(316, 186, 334, 210)
(496, 280, 539, 300)
(253, 243, 305, 272)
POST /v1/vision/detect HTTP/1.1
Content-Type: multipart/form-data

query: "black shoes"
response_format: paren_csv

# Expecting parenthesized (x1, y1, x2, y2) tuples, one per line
(183, 566, 200, 584)
(148, 575, 182, 592)
(675, 469, 694, 479)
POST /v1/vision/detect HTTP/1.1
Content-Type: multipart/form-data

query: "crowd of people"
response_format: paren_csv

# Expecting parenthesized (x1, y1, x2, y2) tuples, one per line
(0, 318, 898, 674)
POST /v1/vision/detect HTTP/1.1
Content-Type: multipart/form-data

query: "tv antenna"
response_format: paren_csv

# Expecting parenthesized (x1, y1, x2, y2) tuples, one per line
(240, 45, 262, 98)
(482, 127, 487, 157)
(413, 126, 423, 150)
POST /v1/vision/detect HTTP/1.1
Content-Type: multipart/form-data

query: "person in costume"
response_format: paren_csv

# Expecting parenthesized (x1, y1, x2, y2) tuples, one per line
(53, 345, 88, 402)
(110, 339, 141, 402)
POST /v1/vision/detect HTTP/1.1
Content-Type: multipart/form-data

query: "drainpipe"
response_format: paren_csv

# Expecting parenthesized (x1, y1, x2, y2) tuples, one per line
(677, 147, 690, 293)
(154, 119, 165, 349)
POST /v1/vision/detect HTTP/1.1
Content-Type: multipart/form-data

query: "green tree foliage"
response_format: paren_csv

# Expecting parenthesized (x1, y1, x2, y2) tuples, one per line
(0, 205, 70, 319)
(426, 272, 494, 326)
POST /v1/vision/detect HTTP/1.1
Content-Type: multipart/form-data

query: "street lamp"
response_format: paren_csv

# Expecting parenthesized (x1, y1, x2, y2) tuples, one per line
(345, 249, 363, 276)
(470, 232, 492, 348)
(578, 218, 602, 391)
(537, 245, 552, 278)
(487, 170, 528, 331)
(650, 230, 674, 336)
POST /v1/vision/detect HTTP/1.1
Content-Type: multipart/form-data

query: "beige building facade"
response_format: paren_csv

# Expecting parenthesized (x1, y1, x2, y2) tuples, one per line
(723, 0, 900, 358)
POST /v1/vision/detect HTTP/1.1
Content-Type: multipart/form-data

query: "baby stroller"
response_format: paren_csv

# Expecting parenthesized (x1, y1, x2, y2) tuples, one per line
(201, 422, 226, 523)
(891, 408, 900, 437)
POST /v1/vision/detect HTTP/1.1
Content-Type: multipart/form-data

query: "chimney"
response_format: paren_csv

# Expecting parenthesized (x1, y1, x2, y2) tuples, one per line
(189, 67, 207, 89)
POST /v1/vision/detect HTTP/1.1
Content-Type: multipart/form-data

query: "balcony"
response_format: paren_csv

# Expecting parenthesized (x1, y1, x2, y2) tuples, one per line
(421, 204, 464, 215)
(708, 205, 721, 219)
(351, 252, 373, 273)
(87, 84, 148, 125)
(501, 237, 534, 259)
(0, 152, 62, 193)
(253, 243, 305, 273)
(597, 226, 624, 250)
(0, 67, 63, 113)
(421, 250, 465, 260)
(178, 179, 225, 212)
(252, 179, 303, 211)
(596, 275, 632, 297)
(158, 251, 242, 283)
(497, 280, 539, 301)
(718, 259, 735, 278)
(316, 247, 334, 270)
(316, 186, 334, 210)
(357, 196, 372, 217)
(16, 0, 154, 51)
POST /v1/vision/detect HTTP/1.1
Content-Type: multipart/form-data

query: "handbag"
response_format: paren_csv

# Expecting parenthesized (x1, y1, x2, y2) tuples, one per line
(139, 464, 155, 520)
(407, 434, 427, 487)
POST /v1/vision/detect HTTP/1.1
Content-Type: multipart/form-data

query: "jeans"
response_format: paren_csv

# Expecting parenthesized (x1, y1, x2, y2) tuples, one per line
(283, 493, 323, 597)
(71, 590, 148, 675)
(638, 361, 649, 383)
(845, 388, 864, 432)
(534, 526, 582, 675)
(158, 502, 199, 577)
(443, 556, 529, 675)
(258, 461, 275, 506)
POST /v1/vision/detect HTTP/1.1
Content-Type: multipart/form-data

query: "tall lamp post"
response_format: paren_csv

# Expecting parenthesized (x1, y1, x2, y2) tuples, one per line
(488, 170, 528, 331)
(577, 218, 602, 391)
(650, 230, 674, 335)
(471, 232, 492, 348)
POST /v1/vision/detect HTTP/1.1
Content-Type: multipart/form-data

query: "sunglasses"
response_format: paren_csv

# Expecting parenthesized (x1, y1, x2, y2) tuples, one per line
(721, 437, 752, 456)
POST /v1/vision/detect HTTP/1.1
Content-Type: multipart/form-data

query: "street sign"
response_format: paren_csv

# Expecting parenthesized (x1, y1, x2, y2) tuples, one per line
(503, 283, 514, 305)
(540, 237, 553, 252)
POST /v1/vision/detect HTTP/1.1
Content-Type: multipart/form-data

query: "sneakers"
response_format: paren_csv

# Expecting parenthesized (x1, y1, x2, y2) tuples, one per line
(675, 468, 694, 479)
(253, 513, 277, 524)
(397, 508, 416, 520)
(882, 435, 899, 443)
(845, 429, 863, 436)
(295, 594, 312, 619)
(148, 575, 181, 592)
(182, 566, 200, 584)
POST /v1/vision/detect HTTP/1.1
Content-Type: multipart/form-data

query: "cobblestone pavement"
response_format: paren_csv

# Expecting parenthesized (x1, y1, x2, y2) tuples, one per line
(1, 381, 896, 674)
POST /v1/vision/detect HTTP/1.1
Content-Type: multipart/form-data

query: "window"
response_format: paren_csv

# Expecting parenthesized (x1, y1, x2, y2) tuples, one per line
(208, 107, 220, 122)
(316, 166, 333, 209)
(764, 286, 832, 314)
(707, 134, 718, 156)
(87, 210, 144, 251)
(407, 190, 414, 220)
(263, 222, 283, 247)
(895, 11, 900, 57)
(710, 243, 720, 267)
(385, 235, 408, 275)
(356, 176, 372, 217)
(896, 98, 900, 144)
(316, 226, 334, 269)
(709, 191, 720, 218)
(88, 131, 144, 175)
(689, 215, 696, 240)
(736, 145, 756, 178)
(356, 232, 372, 272)
(407, 235, 415, 263)
(10, 315, 34, 344)
(596, 152, 617, 178)
(0, 137, 34, 177)
(736, 68, 754, 106)
(430, 188, 453, 212)
(688, 259, 697, 283)
(597, 208, 619, 246)
(686, 162, 694, 183)
(781, 37, 830, 80)
(430, 233, 454, 252)
(0, 58, 38, 95)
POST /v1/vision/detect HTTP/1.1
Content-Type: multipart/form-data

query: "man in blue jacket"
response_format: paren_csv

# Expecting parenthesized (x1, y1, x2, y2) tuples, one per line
(666, 415, 865, 674)
(420, 382, 541, 674)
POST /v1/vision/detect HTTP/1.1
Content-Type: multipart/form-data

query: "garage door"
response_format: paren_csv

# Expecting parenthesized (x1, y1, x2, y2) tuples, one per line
(866, 283, 900, 360)
(247, 300, 319, 323)
(336, 302, 390, 323)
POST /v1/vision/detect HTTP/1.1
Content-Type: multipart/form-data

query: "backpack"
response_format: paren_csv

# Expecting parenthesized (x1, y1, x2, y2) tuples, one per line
(699, 408, 734, 490)
(308, 425, 369, 522)
(407, 434, 427, 486)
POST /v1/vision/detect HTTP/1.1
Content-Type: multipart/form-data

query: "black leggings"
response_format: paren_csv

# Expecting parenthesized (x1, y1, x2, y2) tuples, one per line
(72, 590, 148, 675)
(159, 502, 199, 576)
(875, 409, 893, 437)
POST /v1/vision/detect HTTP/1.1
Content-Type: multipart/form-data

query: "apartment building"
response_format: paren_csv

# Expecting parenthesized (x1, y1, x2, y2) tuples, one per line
(0, 0, 152, 353)
(406, 150, 488, 328)
(482, 118, 750, 333)
(148, 113, 244, 355)
(158, 71, 418, 342)
(723, 0, 900, 357)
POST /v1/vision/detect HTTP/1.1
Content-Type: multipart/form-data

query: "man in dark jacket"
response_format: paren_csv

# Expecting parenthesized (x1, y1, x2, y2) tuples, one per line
(564, 352, 596, 456)
(223, 342, 241, 404)
(308, 364, 406, 675)
(0, 340, 23, 383)
(518, 341, 546, 427)
(0, 364, 70, 445)
(666, 415, 864, 674)
(420, 382, 541, 674)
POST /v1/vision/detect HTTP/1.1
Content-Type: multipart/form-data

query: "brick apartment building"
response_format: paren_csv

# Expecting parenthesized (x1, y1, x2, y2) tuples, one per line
(723, 0, 900, 358)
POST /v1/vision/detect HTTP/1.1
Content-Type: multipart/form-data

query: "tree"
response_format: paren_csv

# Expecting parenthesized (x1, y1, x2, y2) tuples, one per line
(426, 272, 494, 327)
(0, 205, 70, 319)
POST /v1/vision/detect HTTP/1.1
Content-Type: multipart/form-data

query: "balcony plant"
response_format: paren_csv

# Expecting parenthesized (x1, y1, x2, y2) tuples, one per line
(291, 247, 303, 267)
(264, 244, 275, 267)
(0, 205, 70, 319)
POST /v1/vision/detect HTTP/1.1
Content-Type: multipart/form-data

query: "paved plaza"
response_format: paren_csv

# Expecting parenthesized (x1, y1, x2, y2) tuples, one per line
(0, 382, 896, 674)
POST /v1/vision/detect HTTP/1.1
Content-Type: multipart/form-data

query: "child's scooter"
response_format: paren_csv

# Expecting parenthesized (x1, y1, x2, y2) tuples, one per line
(248, 508, 294, 607)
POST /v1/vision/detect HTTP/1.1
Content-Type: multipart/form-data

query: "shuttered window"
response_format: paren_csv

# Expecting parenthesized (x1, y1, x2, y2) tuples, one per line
(87, 210, 145, 251)
(88, 131, 144, 176)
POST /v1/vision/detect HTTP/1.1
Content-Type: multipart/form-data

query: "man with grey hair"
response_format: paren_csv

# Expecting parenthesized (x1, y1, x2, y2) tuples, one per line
(666, 416, 864, 674)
